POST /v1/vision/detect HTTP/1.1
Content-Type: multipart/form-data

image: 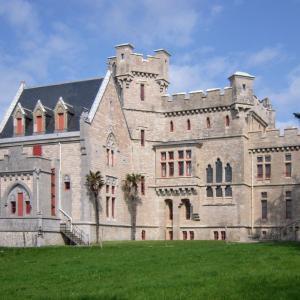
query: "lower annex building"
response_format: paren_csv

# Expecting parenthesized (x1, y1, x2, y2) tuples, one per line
(0, 43, 299, 246)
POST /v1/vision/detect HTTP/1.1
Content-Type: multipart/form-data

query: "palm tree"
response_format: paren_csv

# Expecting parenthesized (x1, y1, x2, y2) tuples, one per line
(122, 173, 142, 240)
(86, 171, 104, 245)
(294, 113, 300, 120)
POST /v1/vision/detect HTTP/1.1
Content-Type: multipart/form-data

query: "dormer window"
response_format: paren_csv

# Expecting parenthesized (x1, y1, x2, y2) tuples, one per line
(13, 103, 28, 136)
(54, 97, 71, 132)
(57, 112, 65, 131)
(33, 100, 49, 134)
(36, 116, 43, 132)
(16, 117, 23, 135)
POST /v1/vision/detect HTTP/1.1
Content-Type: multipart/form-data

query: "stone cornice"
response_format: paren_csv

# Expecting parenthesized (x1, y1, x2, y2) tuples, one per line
(155, 186, 197, 197)
(249, 145, 300, 153)
(164, 106, 231, 117)
(131, 71, 158, 79)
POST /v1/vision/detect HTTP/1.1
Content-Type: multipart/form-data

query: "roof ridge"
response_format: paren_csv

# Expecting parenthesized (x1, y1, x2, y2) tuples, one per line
(25, 77, 104, 90)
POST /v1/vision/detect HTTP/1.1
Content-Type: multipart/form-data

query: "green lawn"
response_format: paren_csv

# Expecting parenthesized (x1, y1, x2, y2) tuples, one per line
(1, 241, 300, 299)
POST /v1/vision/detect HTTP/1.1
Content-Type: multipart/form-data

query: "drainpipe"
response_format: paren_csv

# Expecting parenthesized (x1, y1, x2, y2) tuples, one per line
(59, 142, 62, 211)
(251, 151, 254, 235)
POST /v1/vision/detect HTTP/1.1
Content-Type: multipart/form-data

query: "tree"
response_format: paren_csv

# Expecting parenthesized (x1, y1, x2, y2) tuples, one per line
(86, 171, 104, 245)
(122, 173, 142, 240)
(294, 113, 300, 120)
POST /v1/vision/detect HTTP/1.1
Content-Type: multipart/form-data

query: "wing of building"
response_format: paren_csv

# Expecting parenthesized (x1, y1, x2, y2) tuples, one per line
(0, 43, 299, 246)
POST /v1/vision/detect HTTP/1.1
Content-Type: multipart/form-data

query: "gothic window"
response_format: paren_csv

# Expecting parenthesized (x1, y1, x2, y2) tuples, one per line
(216, 186, 222, 197)
(187, 119, 191, 130)
(13, 103, 26, 136)
(206, 186, 213, 197)
(206, 165, 213, 183)
(225, 186, 232, 197)
(225, 163, 232, 182)
(216, 159, 223, 183)
(106, 133, 117, 167)
(7, 184, 31, 217)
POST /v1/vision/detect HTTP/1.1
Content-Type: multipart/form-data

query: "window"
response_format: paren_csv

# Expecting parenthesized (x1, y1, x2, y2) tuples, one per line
(186, 150, 191, 159)
(33, 144, 42, 156)
(106, 185, 109, 194)
(161, 152, 166, 161)
(261, 200, 267, 220)
(121, 53, 124, 59)
(169, 231, 173, 240)
(214, 231, 219, 240)
(141, 230, 146, 240)
(221, 231, 226, 240)
(178, 150, 184, 159)
(285, 153, 292, 161)
(265, 155, 271, 163)
(285, 163, 292, 177)
(112, 186, 115, 195)
(36, 115, 43, 133)
(111, 150, 114, 167)
(206, 165, 213, 183)
(216, 159, 223, 183)
(206, 186, 213, 197)
(140, 83, 145, 101)
(286, 191, 292, 219)
(189, 231, 194, 240)
(183, 200, 191, 220)
(265, 164, 271, 179)
(64, 182, 70, 190)
(25, 201, 31, 215)
(111, 197, 115, 219)
(141, 129, 145, 146)
(178, 161, 184, 176)
(242, 83, 246, 90)
(57, 112, 64, 131)
(257, 156, 263, 163)
(257, 164, 263, 179)
(225, 163, 232, 182)
(225, 115, 230, 127)
(161, 163, 167, 177)
(106, 197, 109, 218)
(141, 176, 145, 195)
(187, 119, 191, 130)
(182, 231, 187, 240)
(216, 186, 222, 197)
(206, 117, 211, 129)
(11, 201, 16, 214)
(106, 149, 110, 166)
(169, 162, 174, 177)
(168, 151, 174, 160)
(225, 186, 232, 197)
(16, 117, 23, 135)
(186, 161, 192, 176)
(170, 121, 174, 132)
(166, 200, 173, 220)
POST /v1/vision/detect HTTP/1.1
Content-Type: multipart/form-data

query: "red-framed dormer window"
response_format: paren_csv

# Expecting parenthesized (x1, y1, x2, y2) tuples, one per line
(36, 115, 43, 133)
(16, 117, 23, 135)
(57, 113, 64, 131)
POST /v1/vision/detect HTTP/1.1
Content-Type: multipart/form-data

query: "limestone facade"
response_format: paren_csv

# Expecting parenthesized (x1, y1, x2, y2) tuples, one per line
(0, 43, 299, 246)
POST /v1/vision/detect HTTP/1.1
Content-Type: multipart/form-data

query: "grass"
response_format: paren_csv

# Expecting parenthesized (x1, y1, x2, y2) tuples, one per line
(1, 241, 300, 299)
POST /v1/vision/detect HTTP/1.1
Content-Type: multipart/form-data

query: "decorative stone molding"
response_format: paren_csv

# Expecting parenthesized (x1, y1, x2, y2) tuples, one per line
(116, 74, 134, 88)
(156, 78, 169, 92)
(163, 106, 231, 117)
(249, 145, 300, 154)
(155, 187, 197, 197)
(132, 71, 158, 79)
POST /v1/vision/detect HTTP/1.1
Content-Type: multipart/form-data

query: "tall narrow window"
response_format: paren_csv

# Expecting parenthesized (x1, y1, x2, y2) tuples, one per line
(36, 115, 43, 133)
(161, 163, 167, 177)
(257, 164, 263, 179)
(206, 117, 211, 129)
(51, 168, 56, 216)
(206, 165, 213, 183)
(11, 201, 16, 214)
(16, 117, 23, 135)
(225, 163, 232, 182)
(25, 201, 31, 215)
(106, 149, 110, 166)
(225, 115, 230, 127)
(140, 83, 145, 101)
(189, 231, 194, 240)
(17, 192, 23, 216)
(221, 231, 226, 240)
(168, 151, 174, 160)
(111, 150, 114, 167)
(106, 185, 109, 194)
(286, 191, 292, 219)
(178, 161, 184, 176)
(186, 161, 192, 176)
(111, 197, 115, 219)
(57, 113, 64, 131)
(33, 144, 42, 156)
(285, 163, 292, 177)
(182, 231, 187, 240)
(216, 159, 223, 183)
(216, 186, 222, 197)
(111, 186, 115, 195)
(214, 231, 219, 240)
(141, 129, 145, 146)
(170, 121, 174, 132)
(169, 162, 174, 177)
(141, 176, 145, 195)
(206, 186, 213, 197)
(265, 164, 271, 179)
(161, 152, 166, 161)
(141, 230, 146, 240)
(183, 200, 191, 220)
(187, 119, 191, 130)
(106, 197, 110, 218)
(225, 186, 232, 197)
(261, 200, 267, 219)
(178, 150, 184, 159)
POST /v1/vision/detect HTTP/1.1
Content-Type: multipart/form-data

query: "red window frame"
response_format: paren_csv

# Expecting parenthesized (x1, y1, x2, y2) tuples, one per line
(36, 115, 43, 133)
(17, 192, 23, 217)
(16, 117, 23, 134)
(57, 113, 64, 131)
(25, 201, 31, 215)
(33, 144, 42, 156)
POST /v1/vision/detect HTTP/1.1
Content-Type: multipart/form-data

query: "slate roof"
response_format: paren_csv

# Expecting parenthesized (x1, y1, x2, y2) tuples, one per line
(0, 78, 103, 138)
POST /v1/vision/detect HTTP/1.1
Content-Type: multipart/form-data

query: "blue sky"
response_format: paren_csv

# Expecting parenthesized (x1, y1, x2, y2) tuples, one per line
(0, 0, 300, 129)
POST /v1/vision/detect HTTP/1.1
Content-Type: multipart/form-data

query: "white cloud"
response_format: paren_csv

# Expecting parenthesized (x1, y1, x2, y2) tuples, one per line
(247, 47, 283, 67)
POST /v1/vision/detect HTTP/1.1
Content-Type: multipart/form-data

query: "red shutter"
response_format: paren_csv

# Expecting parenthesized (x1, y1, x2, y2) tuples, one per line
(36, 116, 43, 132)
(58, 113, 64, 130)
(16, 118, 23, 134)
(17, 192, 23, 216)
(33, 144, 42, 156)
(25, 201, 31, 215)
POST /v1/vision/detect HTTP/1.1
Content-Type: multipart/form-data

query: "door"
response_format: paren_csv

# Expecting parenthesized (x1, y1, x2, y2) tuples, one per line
(17, 192, 23, 216)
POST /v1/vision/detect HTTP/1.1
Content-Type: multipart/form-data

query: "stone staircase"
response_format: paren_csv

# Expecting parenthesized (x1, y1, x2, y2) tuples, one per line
(60, 222, 89, 245)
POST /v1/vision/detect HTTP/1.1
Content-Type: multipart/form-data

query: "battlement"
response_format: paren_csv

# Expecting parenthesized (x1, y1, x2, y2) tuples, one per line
(107, 43, 170, 82)
(249, 127, 300, 149)
(161, 87, 233, 111)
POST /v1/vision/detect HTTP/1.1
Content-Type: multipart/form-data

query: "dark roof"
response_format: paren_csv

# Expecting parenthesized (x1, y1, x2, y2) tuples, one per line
(0, 78, 103, 138)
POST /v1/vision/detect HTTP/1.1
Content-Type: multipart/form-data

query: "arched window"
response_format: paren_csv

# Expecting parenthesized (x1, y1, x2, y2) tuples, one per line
(6, 184, 31, 217)
(206, 165, 213, 183)
(216, 159, 223, 183)
(187, 119, 191, 130)
(206, 186, 213, 197)
(225, 115, 230, 127)
(206, 117, 211, 129)
(106, 133, 117, 167)
(216, 186, 223, 197)
(225, 163, 232, 182)
(225, 186, 232, 197)
(170, 120, 174, 132)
